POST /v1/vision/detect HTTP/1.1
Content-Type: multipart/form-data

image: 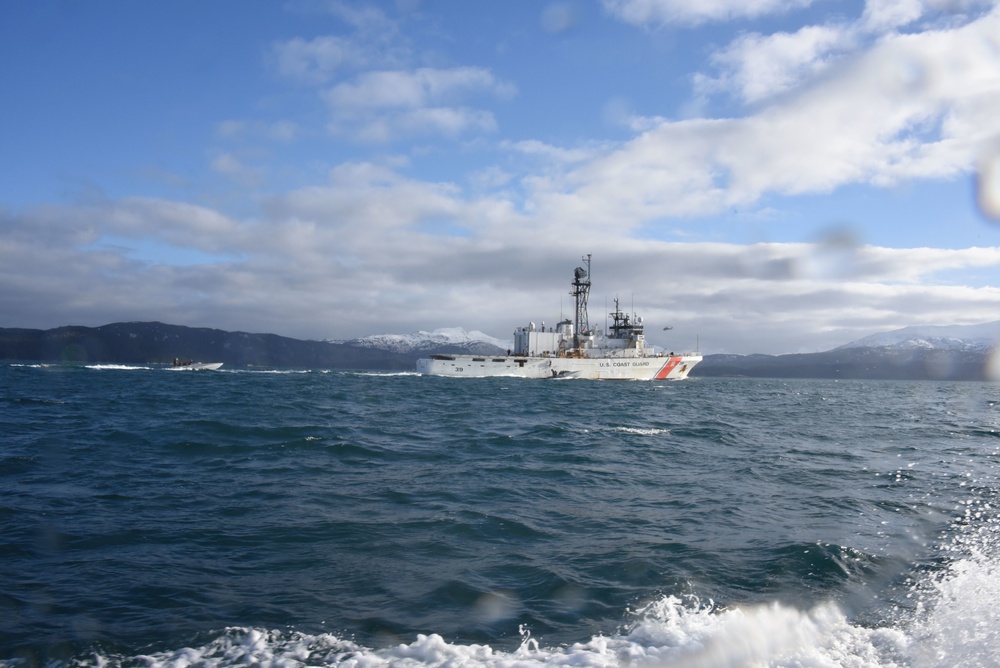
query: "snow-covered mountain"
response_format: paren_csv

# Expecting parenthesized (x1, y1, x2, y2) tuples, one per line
(836, 321, 1000, 352)
(336, 327, 512, 354)
(695, 321, 1000, 381)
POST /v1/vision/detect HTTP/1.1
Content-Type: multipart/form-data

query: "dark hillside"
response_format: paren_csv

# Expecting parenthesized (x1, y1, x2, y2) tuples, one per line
(0, 322, 415, 369)
(692, 347, 988, 381)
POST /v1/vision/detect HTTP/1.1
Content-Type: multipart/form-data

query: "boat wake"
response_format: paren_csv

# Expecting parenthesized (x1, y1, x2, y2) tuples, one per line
(351, 371, 423, 377)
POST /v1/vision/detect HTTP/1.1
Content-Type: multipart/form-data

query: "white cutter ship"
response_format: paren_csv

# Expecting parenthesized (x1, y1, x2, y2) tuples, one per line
(416, 255, 701, 380)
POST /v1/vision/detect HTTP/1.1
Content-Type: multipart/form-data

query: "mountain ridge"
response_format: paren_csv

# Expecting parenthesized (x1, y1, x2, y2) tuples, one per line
(834, 321, 1000, 352)
(0, 322, 499, 370)
(2, 320, 998, 380)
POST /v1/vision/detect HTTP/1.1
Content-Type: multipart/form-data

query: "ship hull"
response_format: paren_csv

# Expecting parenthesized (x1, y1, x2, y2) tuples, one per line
(416, 354, 700, 380)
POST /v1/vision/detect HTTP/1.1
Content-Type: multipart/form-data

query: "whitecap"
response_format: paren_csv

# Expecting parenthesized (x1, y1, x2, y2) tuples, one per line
(609, 426, 671, 436)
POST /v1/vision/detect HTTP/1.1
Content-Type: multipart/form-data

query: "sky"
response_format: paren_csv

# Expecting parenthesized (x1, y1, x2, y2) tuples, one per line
(3, 0, 1000, 355)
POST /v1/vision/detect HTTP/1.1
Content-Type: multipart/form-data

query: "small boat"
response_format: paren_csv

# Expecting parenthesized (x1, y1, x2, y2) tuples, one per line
(417, 255, 701, 380)
(168, 359, 223, 371)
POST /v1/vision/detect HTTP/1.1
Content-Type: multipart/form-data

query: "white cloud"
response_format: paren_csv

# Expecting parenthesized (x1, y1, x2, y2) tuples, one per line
(468, 166, 514, 191)
(861, 0, 995, 32)
(602, 0, 816, 26)
(272, 36, 371, 84)
(325, 67, 515, 110)
(537, 7, 1000, 224)
(695, 25, 856, 104)
(862, 0, 928, 30)
(502, 139, 599, 165)
(323, 67, 515, 141)
(210, 153, 263, 187)
(693, 1, 1000, 109)
(333, 107, 499, 142)
(263, 162, 466, 239)
(319, 1, 397, 33)
(271, 3, 402, 84)
(6, 179, 1000, 354)
(105, 198, 244, 253)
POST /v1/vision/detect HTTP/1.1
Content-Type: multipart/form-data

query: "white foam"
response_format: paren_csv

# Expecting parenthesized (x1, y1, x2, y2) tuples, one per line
(221, 368, 311, 374)
(112, 597, 915, 668)
(88, 537, 1000, 668)
(622, 597, 909, 667)
(904, 498, 1000, 667)
(351, 371, 423, 377)
(85, 364, 152, 370)
(38, 498, 1000, 667)
(610, 427, 671, 436)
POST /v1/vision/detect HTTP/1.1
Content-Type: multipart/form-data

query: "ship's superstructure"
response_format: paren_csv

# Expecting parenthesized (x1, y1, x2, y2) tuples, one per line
(416, 255, 701, 380)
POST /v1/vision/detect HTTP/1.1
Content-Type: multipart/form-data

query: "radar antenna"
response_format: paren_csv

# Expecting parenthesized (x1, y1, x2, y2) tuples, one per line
(571, 254, 592, 344)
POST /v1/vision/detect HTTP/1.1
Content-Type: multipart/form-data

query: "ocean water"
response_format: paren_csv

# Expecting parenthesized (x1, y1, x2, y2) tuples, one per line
(2, 363, 1000, 667)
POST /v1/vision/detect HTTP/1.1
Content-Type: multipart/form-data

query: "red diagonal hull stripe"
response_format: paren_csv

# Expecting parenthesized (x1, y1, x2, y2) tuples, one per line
(655, 357, 681, 379)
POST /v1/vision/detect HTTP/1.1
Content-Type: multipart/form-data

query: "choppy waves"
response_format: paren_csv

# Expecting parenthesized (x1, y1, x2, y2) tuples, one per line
(4, 369, 1000, 666)
(41, 542, 1000, 668)
(32, 521, 1000, 668)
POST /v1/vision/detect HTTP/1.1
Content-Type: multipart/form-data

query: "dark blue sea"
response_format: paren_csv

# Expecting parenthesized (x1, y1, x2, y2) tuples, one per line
(3, 362, 1000, 667)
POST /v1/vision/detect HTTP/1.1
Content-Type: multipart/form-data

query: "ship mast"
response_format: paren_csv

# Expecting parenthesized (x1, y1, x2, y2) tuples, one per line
(572, 254, 591, 346)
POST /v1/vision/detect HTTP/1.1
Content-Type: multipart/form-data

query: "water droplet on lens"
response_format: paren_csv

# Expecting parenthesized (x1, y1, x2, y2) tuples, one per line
(976, 147, 1000, 222)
